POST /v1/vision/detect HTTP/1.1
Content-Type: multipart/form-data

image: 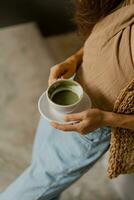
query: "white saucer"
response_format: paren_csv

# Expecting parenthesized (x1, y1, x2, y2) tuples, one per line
(38, 91, 92, 124)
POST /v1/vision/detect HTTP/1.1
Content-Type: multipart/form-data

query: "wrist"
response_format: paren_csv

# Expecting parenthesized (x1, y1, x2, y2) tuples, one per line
(69, 48, 83, 69)
(101, 110, 115, 127)
(69, 54, 80, 67)
(75, 48, 83, 68)
(66, 55, 77, 66)
(101, 110, 123, 128)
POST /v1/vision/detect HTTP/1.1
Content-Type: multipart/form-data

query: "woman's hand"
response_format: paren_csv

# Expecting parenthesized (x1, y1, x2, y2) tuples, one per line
(48, 48, 83, 86)
(48, 57, 77, 86)
(50, 108, 106, 135)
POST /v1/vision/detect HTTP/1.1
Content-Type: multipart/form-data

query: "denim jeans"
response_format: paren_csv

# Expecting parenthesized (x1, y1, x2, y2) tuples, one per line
(1, 117, 111, 200)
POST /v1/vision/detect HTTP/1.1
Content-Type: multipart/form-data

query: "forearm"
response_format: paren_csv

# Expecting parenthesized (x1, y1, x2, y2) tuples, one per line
(102, 111, 134, 130)
(67, 48, 83, 69)
(74, 48, 83, 67)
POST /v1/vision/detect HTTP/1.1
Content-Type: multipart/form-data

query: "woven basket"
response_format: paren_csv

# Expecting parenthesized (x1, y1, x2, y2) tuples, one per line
(107, 78, 134, 179)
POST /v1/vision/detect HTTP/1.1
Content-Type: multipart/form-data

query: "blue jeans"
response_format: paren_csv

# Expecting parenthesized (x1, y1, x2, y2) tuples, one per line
(1, 117, 111, 200)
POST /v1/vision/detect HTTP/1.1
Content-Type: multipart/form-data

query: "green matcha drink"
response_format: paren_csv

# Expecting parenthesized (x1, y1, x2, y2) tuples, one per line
(47, 79, 83, 113)
(51, 90, 79, 105)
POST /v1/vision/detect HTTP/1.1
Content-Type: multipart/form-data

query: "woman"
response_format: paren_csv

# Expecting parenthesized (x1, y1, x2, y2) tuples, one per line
(1, 1, 134, 200)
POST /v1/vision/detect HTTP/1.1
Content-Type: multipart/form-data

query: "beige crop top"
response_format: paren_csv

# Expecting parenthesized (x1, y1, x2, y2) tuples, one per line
(75, 5, 134, 111)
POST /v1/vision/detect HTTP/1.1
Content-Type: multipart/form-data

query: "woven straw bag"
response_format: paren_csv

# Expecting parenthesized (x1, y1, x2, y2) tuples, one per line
(107, 78, 134, 179)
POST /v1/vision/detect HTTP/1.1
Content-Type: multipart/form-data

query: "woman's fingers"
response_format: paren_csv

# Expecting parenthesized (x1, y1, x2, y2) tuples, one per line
(61, 70, 72, 79)
(48, 65, 65, 86)
(50, 121, 81, 132)
(64, 112, 84, 122)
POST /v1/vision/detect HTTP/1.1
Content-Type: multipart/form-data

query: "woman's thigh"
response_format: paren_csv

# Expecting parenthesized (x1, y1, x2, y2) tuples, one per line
(32, 117, 111, 175)
(31, 117, 111, 199)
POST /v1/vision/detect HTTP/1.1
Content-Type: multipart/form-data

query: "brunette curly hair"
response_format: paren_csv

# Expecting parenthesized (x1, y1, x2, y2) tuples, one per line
(74, 0, 134, 37)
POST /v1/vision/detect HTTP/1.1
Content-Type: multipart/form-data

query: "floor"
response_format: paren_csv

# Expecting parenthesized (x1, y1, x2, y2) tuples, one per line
(0, 23, 121, 200)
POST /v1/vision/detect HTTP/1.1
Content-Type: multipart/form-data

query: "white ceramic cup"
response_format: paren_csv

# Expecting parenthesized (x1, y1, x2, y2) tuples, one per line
(46, 79, 84, 113)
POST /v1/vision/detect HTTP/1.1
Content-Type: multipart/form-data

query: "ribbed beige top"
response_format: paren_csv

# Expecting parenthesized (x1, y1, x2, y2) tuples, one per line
(75, 5, 134, 111)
